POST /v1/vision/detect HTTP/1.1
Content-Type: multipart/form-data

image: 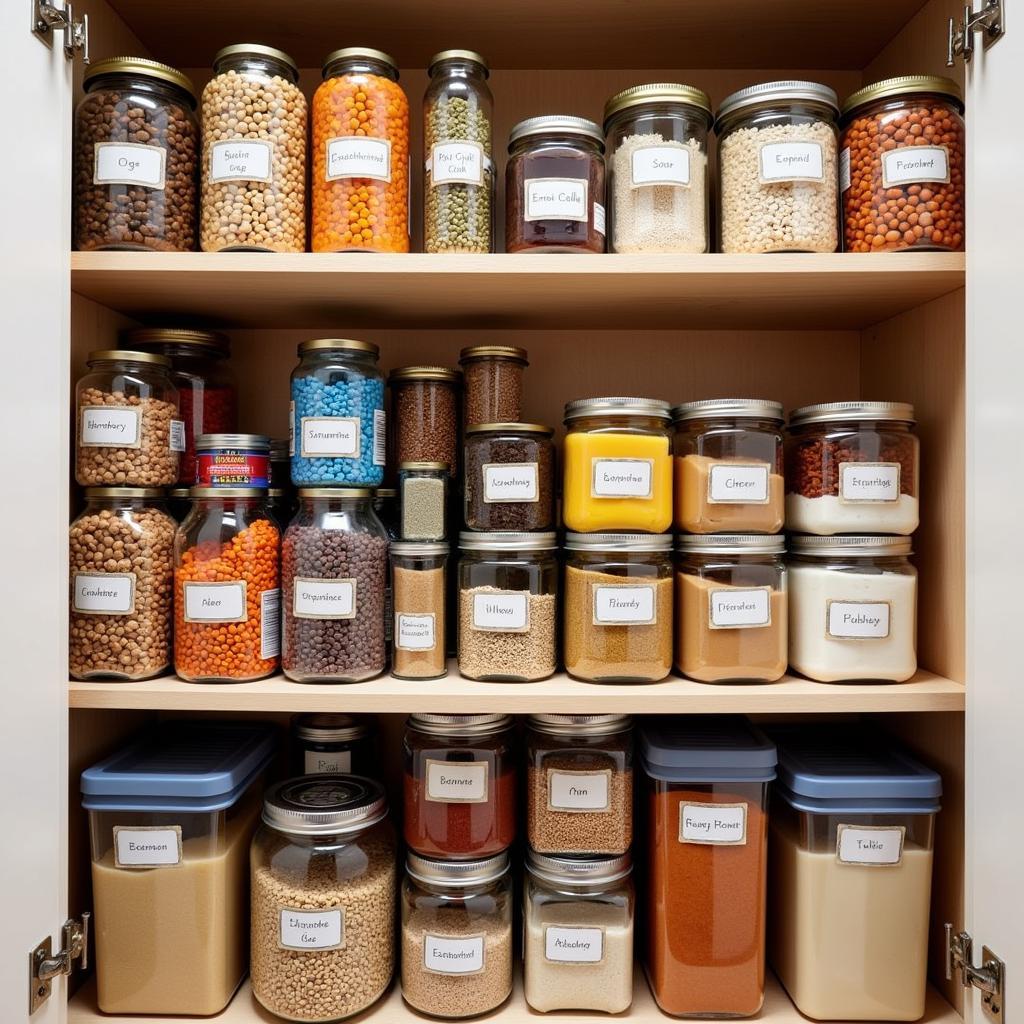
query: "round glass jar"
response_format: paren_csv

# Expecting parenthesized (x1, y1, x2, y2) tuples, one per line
(603, 83, 712, 253)
(74, 57, 198, 252)
(424, 50, 494, 254)
(290, 338, 386, 487)
(459, 345, 528, 427)
(403, 713, 516, 859)
(464, 423, 555, 531)
(715, 81, 840, 254)
(69, 487, 175, 681)
(195, 433, 271, 488)
(76, 350, 182, 487)
(788, 535, 917, 682)
(392, 541, 448, 680)
(251, 776, 396, 1022)
(562, 397, 673, 533)
(786, 401, 919, 535)
(399, 463, 449, 542)
(291, 713, 375, 776)
(564, 533, 673, 682)
(506, 116, 606, 253)
(675, 534, 788, 683)
(526, 714, 633, 855)
(672, 398, 785, 534)
(401, 851, 513, 1018)
(458, 532, 558, 681)
(312, 48, 409, 253)
(841, 76, 964, 253)
(390, 366, 461, 475)
(523, 851, 635, 1014)
(174, 486, 280, 682)
(281, 488, 389, 683)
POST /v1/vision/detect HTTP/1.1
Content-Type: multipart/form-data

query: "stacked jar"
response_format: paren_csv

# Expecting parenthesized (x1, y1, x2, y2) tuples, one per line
(291, 713, 376, 776)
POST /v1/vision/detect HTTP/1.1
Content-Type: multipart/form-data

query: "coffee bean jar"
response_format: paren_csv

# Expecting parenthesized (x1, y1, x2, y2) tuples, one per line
(74, 58, 198, 252)
(390, 366, 461, 477)
(459, 345, 528, 428)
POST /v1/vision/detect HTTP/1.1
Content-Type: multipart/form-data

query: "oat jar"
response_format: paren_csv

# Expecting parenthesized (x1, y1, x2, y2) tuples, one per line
(840, 76, 964, 252)
(715, 81, 839, 254)
(251, 776, 397, 1022)
(291, 713, 376, 776)
(459, 345, 528, 427)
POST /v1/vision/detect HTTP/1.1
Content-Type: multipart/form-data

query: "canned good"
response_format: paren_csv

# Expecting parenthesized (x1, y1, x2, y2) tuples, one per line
(195, 433, 271, 487)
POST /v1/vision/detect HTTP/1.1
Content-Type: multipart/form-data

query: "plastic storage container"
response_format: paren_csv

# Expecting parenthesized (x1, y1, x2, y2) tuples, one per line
(81, 720, 275, 1015)
(390, 366, 461, 475)
(459, 345, 528, 427)
(392, 541, 449, 679)
(195, 433, 271, 487)
(291, 713, 375, 776)
(399, 462, 449, 541)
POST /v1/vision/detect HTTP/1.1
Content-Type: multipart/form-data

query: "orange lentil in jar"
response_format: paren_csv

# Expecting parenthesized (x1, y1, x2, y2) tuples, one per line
(312, 47, 409, 253)
(840, 75, 964, 253)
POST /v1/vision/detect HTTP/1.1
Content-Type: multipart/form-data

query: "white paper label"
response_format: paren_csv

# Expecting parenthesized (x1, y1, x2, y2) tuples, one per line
(326, 136, 391, 182)
(80, 406, 141, 448)
(708, 463, 770, 504)
(471, 591, 529, 631)
(301, 417, 360, 459)
(113, 826, 182, 868)
(882, 145, 950, 187)
(183, 581, 247, 623)
(593, 201, 606, 235)
(631, 145, 691, 187)
(839, 462, 901, 503)
(709, 587, 772, 629)
(545, 927, 604, 963)
(679, 802, 748, 845)
(169, 419, 185, 452)
(372, 408, 386, 466)
(210, 140, 273, 183)
(593, 585, 656, 625)
(279, 908, 344, 950)
(93, 142, 166, 188)
(524, 177, 588, 222)
(423, 934, 486, 975)
(426, 760, 488, 803)
(293, 578, 356, 620)
(261, 588, 280, 660)
(396, 613, 436, 650)
(758, 141, 824, 182)
(591, 458, 654, 498)
(304, 749, 352, 774)
(837, 825, 905, 866)
(827, 600, 891, 639)
(548, 769, 611, 811)
(430, 142, 484, 186)
(483, 463, 538, 503)
(840, 146, 852, 192)
(72, 572, 136, 615)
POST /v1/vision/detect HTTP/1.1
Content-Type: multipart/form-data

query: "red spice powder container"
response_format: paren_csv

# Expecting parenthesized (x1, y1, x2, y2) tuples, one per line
(403, 713, 516, 859)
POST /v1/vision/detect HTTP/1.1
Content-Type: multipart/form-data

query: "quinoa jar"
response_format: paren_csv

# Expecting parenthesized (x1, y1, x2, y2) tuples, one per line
(291, 713, 375, 777)
(251, 776, 396, 1022)
(459, 345, 528, 427)
(389, 366, 461, 475)
(840, 76, 964, 252)
(392, 541, 449, 680)
(564, 533, 673, 682)
(786, 401, 919, 535)
(399, 463, 448, 542)
(603, 83, 712, 253)
(715, 81, 840, 254)
(74, 57, 198, 251)
(506, 116, 606, 253)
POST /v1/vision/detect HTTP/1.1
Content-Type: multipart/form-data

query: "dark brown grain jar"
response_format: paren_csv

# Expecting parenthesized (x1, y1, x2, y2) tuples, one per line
(389, 366, 461, 477)
(459, 345, 528, 427)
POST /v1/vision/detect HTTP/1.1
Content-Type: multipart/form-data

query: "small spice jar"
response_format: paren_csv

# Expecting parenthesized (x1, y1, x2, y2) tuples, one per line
(69, 488, 175, 681)
(603, 83, 712, 253)
(715, 81, 840, 254)
(464, 423, 555, 531)
(174, 487, 280, 682)
(458, 531, 558, 681)
(290, 339, 386, 487)
(392, 541, 448, 679)
(291, 713, 375, 776)
(523, 851, 635, 1014)
(251, 776, 396, 1022)
(786, 401, 919, 535)
(840, 76, 964, 252)
(401, 851, 513, 1018)
(526, 714, 633, 855)
(672, 398, 785, 534)
(312, 48, 410, 253)
(195, 433, 271, 487)
(788, 535, 918, 682)
(564, 533, 673, 682)
(459, 345, 528, 427)
(506, 116, 607, 253)
(390, 366, 461, 476)
(76, 350, 183, 487)
(282, 488, 389, 683)
(563, 397, 673, 533)
(399, 463, 449, 541)
(675, 534, 788, 683)
(424, 51, 495, 255)
(74, 57, 198, 252)
(403, 714, 516, 859)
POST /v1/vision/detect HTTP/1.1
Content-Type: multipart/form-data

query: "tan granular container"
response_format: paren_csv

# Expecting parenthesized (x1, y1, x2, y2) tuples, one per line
(392, 541, 448, 679)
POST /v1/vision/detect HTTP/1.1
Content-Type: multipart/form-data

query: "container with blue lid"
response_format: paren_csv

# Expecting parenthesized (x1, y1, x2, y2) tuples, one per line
(639, 715, 778, 781)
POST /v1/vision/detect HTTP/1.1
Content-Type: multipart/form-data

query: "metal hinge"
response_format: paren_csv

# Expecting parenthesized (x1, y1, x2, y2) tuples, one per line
(28, 913, 90, 1014)
(947, 0, 1004, 65)
(946, 924, 1006, 1023)
(31, 0, 90, 62)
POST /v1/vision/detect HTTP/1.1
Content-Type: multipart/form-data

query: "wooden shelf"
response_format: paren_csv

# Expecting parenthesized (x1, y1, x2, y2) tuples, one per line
(70, 252, 965, 331)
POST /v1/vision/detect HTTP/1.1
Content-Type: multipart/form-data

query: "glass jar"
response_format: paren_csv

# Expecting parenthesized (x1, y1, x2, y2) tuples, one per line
(506, 116, 607, 253)
(390, 366, 461, 475)
(526, 714, 633, 855)
(840, 76, 964, 253)
(715, 81, 840, 254)
(401, 851, 513, 1018)
(672, 398, 785, 533)
(603, 83, 712, 253)
(464, 423, 555, 531)
(424, 51, 495, 255)
(195, 433, 271, 487)
(174, 487, 280, 682)
(281, 488, 389, 682)
(786, 401, 919, 535)
(788, 535, 918, 682)
(563, 397, 673, 533)
(564, 533, 673, 682)
(292, 713, 375, 776)
(69, 488, 175, 680)
(270, 437, 291, 487)
(404, 714, 516, 859)
(459, 345, 528, 427)
(312, 48, 410, 253)
(76, 350, 182, 487)
(392, 541, 448, 679)
(290, 338, 386, 487)
(399, 463, 449, 541)
(458, 531, 558, 681)
(74, 57, 198, 252)
(675, 535, 788, 683)
(200, 44, 306, 253)
(523, 851, 635, 1014)
(251, 776, 396, 1022)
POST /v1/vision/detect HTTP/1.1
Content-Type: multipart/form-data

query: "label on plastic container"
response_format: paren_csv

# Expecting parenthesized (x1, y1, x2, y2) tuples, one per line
(708, 462, 770, 504)
(882, 145, 950, 187)
(325, 136, 391, 182)
(279, 908, 345, 951)
(304, 749, 352, 774)
(483, 463, 538, 503)
(840, 146, 852, 192)
(396, 613, 436, 650)
(169, 419, 186, 453)
(827, 600, 891, 639)
(93, 142, 166, 189)
(545, 927, 604, 963)
(524, 177, 588, 222)
(72, 572, 136, 615)
(839, 462, 901, 503)
(423, 933, 486, 975)
(210, 139, 274, 183)
(593, 585, 656, 625)
(293, 578, 357, 620)
(80, 406, 141, 449)
(372, 408, 387, 466)
(260, 588, 280, 660)
(709, 586, 772, 629)
(471, 590, 529, 632)
(758, 141, 824, 183)
(113, 825, 182, 868)
(836, 824, 905, 866)
(679, 801, 748, 845)
(182, 580, 247, 622)
(430, 141, 484, 186)
(630, 145, 691, 187)
(425, 759, 489, 803)
(300, 417, 360, 459)
(547, 769, 611, 812)
(590, 458, 654, 499)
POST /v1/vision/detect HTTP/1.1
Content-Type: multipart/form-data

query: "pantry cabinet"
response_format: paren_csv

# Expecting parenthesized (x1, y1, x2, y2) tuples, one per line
(1, 0, 1021, 1021)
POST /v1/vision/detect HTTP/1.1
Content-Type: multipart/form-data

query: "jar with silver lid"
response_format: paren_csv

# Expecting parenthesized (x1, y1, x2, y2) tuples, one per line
(291, 713, 376, 777)
(195, 432, 271, 488)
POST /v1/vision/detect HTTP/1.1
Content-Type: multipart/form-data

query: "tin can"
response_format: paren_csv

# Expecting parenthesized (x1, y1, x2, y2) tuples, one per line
(195, 433, 271, 487)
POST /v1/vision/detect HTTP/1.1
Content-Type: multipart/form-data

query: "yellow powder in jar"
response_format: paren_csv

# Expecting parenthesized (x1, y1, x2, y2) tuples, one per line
(675, 454, 785, 533)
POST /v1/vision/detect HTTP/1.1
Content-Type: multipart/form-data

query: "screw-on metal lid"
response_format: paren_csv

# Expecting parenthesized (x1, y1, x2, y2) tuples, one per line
(388, 365, 461, 384)
(195, 433, 270, 451)
(407, 849, 509, 886)
(428, 50, 489, 76)
(459, 345, 529, 366)
(322, 47, 399, 79)
(842, 75, 963, 119)
(564, 396, 671, 423)
(390, 541, 449, 557)
(464, 422, 553, 437)
(123, 327, 230, 353)
(189, 486, 267, 498)
(293, 713, 371, 744)
(788, 401, 915, 427)
(374, 488, 398, 499)
(87, 349, 171, 369)
(565, 532, 673, 552)
(262, 776, 387, 836)
(297, 487, 374, 499)
(714, 80, 839, 133)
(603, 82, 713, 128)
(297, 338, 379, 357)
(84, 57, 197, 105)
(408, 713, 514, 736)
(526, 850, 632, 886)
(672, 398, 784, 424)
(213, 43, 299, 77)
(84, 487, 166, 499)
(508, 115, 604, 149)
(528, 713, 632, 736)
(790, 535, 913, 557)
(676, 534, 786, 555)
(399, 461, 450, 472)
(459, 530, 558, 552)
